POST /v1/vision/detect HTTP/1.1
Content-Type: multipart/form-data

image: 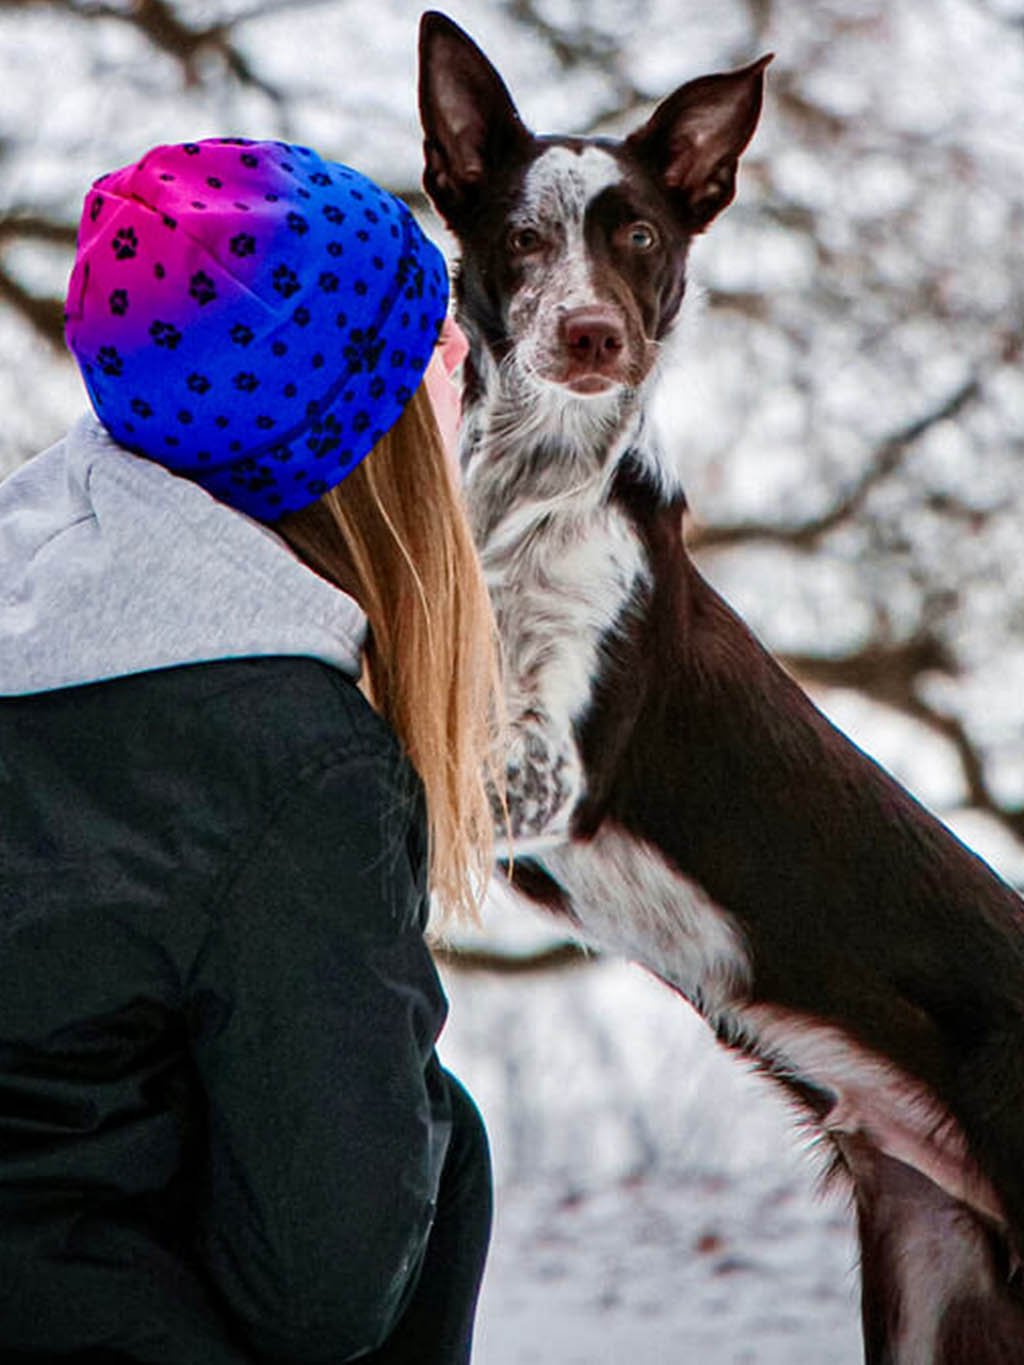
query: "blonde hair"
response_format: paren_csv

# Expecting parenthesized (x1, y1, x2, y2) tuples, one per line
(278, 380, 505, 925)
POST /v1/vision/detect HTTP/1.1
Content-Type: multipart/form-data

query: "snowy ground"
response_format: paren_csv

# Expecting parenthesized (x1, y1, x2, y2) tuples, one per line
(474, 1162, 859, 1365)
(437, 902, 864, 1365)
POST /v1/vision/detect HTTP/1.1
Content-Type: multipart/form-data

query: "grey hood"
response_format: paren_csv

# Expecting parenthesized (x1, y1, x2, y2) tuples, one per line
(0, 415, 367, 696)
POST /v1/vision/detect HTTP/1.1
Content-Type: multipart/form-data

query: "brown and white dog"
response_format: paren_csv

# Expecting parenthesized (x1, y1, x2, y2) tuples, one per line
(419, 12, 1024, 1361)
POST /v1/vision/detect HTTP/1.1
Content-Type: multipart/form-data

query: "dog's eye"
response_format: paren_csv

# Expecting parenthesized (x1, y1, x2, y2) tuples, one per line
(508, 226, 542, 255)
(624, 222, 657, 251)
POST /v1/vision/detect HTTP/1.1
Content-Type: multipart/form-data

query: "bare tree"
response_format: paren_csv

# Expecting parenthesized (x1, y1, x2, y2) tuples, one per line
(2, 0, 1022, 915)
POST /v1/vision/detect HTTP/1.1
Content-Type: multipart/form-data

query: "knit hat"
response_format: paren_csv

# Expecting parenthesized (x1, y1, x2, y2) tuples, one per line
(64, 139, 449, 521)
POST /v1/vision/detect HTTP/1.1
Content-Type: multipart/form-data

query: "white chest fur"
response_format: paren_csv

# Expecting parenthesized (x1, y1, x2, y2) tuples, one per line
(464, 425, 652, 838)
(483, 496, 647, 741)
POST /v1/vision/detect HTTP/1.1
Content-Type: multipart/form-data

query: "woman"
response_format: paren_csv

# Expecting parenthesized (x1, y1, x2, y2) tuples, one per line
(0, 139, 502, 1362)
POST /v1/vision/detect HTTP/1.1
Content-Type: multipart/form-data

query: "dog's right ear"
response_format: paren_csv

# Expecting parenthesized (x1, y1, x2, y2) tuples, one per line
(419, 11, 531, 226)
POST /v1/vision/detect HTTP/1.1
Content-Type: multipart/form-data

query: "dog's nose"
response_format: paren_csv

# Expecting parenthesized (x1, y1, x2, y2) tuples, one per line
(561, 307, 626, 367)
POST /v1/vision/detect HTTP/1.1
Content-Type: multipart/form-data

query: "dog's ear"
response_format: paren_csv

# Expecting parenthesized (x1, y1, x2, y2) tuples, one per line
(626, 55, 772, 231)
(419, 11, 531, 226)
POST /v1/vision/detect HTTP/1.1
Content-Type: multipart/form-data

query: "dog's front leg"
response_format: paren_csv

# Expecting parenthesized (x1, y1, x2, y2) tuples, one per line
(492, 707, 584, 853)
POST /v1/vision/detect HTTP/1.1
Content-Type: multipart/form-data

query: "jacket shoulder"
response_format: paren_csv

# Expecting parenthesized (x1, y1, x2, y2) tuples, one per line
(154, 656, 398, 766)
(0, 657, 427, 965)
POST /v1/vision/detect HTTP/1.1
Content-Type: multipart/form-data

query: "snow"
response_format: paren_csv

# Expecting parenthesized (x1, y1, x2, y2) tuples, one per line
(440, 953, 862, 1364)
(474, 1167, 859, 1364)
(435, 882, 866, 1362)
(2, 0, 1024, 1356)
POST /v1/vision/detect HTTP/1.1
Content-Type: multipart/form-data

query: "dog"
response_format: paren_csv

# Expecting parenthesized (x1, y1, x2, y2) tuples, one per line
(419, 11, 1024, 1361)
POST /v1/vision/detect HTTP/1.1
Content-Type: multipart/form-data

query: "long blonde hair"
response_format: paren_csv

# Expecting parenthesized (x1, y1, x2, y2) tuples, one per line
(278, 380, 505, 925)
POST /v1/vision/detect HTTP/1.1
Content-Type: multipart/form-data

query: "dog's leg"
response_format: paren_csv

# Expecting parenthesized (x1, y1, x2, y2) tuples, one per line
(837, 1134, 1024, 1365)
(493, 707, 583, 844)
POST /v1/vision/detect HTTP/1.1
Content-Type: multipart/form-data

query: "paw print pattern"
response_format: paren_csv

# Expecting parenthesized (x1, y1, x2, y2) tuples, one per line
(272, 265, 299, 298)
(97, 346, 123, 376)
(149, 321, 182, 350)
(68, 140, 450, 519)
(112, 228, 138, 261)
(189, 271, 217, 305)
(306, 413, 342, 458)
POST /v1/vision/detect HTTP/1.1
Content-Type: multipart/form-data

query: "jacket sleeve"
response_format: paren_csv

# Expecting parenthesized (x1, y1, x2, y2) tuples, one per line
(186, 749, 453, 1364)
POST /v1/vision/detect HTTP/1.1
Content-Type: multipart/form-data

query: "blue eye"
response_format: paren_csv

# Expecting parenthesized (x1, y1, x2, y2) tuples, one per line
(626, 222, 657, 251)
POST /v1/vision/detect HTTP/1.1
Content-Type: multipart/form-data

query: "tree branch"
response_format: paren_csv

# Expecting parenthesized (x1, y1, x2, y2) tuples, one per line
(689, 374, 983, 552)
(784, 639, 1024, 846)
(1, 0, 285, 101)
(0, 213, 77, 248)
(433, 941, 596, 974)
(0, 261, 65, 350)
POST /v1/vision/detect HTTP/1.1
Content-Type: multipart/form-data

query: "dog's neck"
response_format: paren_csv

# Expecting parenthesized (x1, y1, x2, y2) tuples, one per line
(459, 324, 686, 555)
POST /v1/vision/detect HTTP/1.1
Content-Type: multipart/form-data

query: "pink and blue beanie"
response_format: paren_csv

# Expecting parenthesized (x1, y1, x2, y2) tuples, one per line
(64, 139, 448, 522)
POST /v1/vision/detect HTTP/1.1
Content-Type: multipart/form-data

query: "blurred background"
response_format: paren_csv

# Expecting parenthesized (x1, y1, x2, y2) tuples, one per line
(2, 0, 1023, 1358)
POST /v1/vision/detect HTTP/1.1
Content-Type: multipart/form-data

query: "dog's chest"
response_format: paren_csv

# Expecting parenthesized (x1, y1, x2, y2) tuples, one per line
(483, 500, 648, 730)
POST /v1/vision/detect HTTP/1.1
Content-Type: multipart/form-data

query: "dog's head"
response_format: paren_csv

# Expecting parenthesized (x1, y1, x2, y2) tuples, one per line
(419, 11, 769, 405)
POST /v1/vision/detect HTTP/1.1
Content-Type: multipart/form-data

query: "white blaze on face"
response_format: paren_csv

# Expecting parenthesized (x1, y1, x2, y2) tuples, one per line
(509, 145, 623, 380)
(520, 144, 622, 226)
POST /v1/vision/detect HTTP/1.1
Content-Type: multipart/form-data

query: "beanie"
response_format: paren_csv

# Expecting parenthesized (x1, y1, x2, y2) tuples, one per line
(64, 139, 449, 521)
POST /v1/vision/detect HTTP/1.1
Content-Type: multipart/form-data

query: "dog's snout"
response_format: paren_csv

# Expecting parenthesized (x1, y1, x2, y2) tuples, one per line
(561, 308, 625, 365)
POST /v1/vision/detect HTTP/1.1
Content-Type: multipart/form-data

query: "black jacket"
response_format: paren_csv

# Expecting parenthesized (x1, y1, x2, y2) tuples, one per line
(0, 423, 457, 1362)
(0, 656, 451, 1362)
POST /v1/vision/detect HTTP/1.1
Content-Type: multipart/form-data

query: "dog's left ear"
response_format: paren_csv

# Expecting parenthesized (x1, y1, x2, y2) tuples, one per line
(626, 55, 772, 231)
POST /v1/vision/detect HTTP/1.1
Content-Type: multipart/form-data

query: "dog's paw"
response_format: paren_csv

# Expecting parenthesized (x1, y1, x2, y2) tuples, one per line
(491, 719, 583, 840)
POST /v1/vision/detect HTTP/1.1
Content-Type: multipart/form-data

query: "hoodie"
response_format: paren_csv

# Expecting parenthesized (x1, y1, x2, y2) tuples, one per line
(0, 414, 367, 696)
